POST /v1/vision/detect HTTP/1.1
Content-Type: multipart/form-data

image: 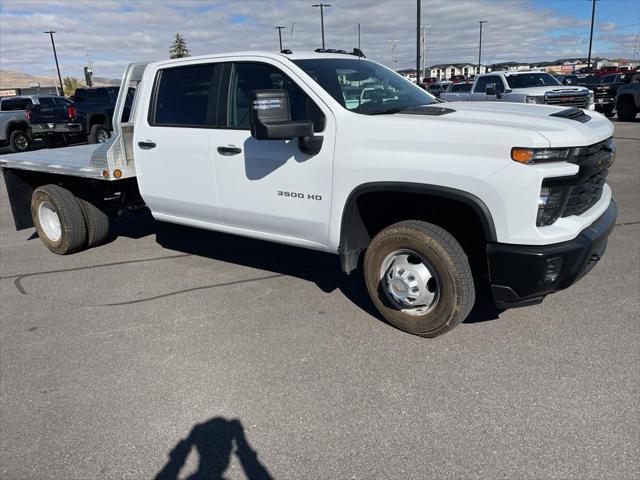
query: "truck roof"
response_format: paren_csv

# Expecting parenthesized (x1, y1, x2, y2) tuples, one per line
(146, 50, 363, 69)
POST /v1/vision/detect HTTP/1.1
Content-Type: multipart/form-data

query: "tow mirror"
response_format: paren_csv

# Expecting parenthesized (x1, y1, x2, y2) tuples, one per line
(485, 84, 497, 96)
(249, 89, 323, 155)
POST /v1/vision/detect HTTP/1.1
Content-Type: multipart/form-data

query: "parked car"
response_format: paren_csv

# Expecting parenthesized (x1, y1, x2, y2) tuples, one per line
(444, 82, 473, 95)
(449, 75, 467, 83)
(441, 71, 595, 109)
(26, 96, 83, 147)
(0, 95, 72, 153)
(616, 75, 640, 121)
(578, 74, 626, 117)
(0, 51, 617, 338)
(594, 66, 627, 77)
(70, 86, 134, 143)
(427, 81, 450, 98)
(575, 66, 595, 78)
(553, 74, 579, 86)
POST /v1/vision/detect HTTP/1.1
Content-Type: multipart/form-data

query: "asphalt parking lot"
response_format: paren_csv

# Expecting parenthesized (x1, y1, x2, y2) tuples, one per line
(1, 120, 638, 479)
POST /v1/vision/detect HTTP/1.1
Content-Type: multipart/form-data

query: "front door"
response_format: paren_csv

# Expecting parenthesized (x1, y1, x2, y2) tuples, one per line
(135, 62, 223, 223)
(213, 61, 335, 246)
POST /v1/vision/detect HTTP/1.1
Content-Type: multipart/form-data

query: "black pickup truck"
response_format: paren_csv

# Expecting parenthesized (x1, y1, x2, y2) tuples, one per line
(578, 74, 626, 117)
(26, 86, 134, 146)
(70, 87, 133, 143)
(26, 97, 82, 147)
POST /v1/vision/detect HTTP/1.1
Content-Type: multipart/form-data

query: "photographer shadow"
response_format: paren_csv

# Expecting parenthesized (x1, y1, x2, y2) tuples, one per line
(154, 417, 272, 480)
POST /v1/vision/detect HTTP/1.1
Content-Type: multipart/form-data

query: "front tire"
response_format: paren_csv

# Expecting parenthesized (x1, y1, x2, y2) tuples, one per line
(8, 130, 31, 153)
(617, 97, 637, 121)
(31, 185, 87, 255)
(364, 221, 475, 337)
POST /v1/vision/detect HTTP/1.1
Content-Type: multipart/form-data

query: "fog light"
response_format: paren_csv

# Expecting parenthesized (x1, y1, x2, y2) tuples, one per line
(541, 257, 563, 284)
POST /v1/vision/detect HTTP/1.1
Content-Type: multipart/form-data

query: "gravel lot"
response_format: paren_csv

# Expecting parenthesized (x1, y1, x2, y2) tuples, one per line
(1, 121, 638, 479)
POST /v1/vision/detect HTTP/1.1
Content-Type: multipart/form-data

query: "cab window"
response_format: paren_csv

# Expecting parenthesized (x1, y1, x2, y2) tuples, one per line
(227, 62, 324, 132)
(151, 63, 217, 127)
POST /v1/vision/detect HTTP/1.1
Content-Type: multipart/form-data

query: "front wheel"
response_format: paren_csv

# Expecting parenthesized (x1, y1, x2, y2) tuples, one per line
(364, 221, 475, 337)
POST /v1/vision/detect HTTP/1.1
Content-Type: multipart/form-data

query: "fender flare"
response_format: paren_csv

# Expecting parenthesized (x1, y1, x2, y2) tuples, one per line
(338, 182, 497, 272)
(5, 120, 29, 139)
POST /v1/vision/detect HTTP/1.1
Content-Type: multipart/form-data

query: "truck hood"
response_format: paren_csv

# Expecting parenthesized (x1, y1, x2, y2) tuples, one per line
(510, 85, 590, 96)
(398, 101, 614, 147)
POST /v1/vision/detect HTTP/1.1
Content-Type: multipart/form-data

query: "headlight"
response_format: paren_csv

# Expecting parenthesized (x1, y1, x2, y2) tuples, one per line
(511, 147, 572, 164)
(588, 91, 594, 105)
(537, 186, 568, 226)
(525, 95, 545, 104)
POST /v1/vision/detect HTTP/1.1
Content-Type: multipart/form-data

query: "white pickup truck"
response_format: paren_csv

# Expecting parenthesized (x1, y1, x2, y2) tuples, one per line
(441, 71, 595, 110)
(0, 50, 617, 337)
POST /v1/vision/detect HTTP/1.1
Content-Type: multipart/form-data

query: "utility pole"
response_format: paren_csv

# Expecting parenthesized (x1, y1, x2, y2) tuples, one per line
(416, 0, 421, 84)
(44, 31, 64, 95)
(312, 3, 331, 49)
(358, 23, 361, 51)
(275, 26, 285, 51)
(587, 0, 597, 69)
(478, 20, 488, 75)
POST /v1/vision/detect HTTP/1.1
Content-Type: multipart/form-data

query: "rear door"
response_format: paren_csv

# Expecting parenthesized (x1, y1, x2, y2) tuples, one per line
(134, 61, 223, 224)
(212, 60, 334, 245)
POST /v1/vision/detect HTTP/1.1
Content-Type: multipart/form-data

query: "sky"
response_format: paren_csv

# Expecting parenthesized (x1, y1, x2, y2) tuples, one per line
(0, 0, 638, 80)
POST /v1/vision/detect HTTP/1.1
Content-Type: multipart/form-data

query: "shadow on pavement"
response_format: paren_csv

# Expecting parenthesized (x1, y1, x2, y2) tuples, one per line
(155, 417, 272, 480)
(109, 211, 502, 326)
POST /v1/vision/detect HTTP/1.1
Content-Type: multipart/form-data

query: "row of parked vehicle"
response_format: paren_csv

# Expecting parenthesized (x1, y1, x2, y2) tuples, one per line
(0, 86, 130, 153)
(422, 68, 639, 121)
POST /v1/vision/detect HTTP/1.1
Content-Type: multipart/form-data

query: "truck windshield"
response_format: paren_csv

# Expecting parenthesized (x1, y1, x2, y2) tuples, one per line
(505, 73, 562, 88)
(292, 58, 438, 115)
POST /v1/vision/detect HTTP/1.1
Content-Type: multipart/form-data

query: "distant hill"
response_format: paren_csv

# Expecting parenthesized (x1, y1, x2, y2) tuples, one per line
(0, 70, 119, 88)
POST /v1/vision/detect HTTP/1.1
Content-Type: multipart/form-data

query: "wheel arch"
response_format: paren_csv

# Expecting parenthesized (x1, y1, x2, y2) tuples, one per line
(338, 182, 497, 273)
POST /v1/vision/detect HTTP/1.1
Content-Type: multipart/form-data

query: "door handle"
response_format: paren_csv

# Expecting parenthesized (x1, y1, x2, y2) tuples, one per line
(138, 140, 156, 149)
(217, 145, 242, 155)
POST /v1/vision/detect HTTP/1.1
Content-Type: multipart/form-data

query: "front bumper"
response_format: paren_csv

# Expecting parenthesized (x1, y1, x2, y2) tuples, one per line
(487, 200, 617, 309)
(30, 123, 83, 135)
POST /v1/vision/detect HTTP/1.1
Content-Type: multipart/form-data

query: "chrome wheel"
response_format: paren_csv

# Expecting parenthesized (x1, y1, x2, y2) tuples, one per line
(14, 133, 29, 151)
(380, 249, 439, 315)
(38, 201, 62, 242)
(96, 129, 109, 143)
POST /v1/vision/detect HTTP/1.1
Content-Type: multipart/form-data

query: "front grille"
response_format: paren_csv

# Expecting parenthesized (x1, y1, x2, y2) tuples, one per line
(545, 92, 590, 108)
(562, 139, 613, 217)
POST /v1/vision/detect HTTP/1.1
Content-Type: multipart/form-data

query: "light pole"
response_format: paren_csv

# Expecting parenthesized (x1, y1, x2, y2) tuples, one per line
(587, 0, 597, 69)
(44, 31, 64, 95)
(275, 26, 285, 51)
(478, 20, 487, 75)
(416, 0, 421, 84)
(312, 3, 331, 49)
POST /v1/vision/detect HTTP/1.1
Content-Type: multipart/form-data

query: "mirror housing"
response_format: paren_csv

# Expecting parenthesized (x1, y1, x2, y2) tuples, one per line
(249, 89, 323, 155)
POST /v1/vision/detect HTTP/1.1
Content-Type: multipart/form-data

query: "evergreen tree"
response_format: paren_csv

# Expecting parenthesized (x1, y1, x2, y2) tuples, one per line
(169, 33, 190, 59)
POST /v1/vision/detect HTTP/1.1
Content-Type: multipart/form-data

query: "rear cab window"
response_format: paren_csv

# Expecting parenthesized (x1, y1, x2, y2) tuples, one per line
(1, 97, 33, 111)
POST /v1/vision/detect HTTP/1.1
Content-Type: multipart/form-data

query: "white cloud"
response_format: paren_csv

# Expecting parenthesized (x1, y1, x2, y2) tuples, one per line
(0, 0, 633, 80)
(599, 22, 617, 32)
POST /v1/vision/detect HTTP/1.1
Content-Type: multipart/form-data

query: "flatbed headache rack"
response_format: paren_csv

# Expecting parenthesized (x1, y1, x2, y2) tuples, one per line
(0, 62, 148, 181)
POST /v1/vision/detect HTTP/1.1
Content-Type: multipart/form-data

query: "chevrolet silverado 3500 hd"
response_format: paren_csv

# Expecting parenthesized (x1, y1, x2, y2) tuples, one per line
(0, 51, 617, 337)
